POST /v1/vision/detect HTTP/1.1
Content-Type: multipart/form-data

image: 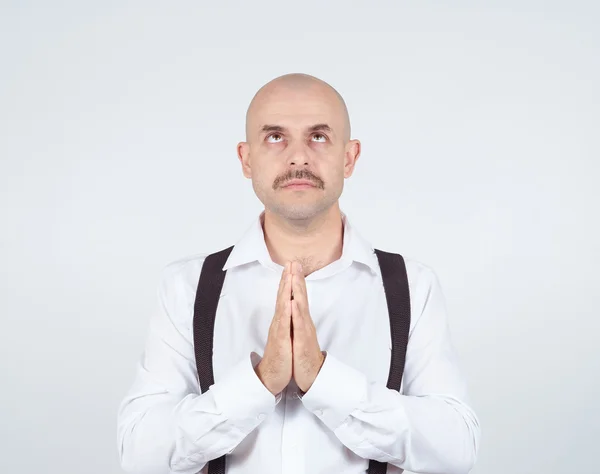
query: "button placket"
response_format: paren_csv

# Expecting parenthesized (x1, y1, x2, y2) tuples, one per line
(281, 384, 305, 474)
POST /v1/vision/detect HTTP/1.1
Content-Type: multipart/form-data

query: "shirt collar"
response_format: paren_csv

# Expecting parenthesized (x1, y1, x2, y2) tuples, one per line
(222, 209, 378, 275)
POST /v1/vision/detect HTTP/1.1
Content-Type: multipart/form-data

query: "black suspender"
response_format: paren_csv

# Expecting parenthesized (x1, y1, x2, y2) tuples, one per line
(193, 246, 233, 474)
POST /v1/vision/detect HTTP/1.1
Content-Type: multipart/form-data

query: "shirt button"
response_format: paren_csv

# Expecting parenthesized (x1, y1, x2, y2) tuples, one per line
(315, 409, 323, 416)
(257, 413, 266, 421)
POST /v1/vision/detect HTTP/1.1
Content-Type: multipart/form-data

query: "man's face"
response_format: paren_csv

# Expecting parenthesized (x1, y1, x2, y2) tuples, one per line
(238, 81, 360, 221)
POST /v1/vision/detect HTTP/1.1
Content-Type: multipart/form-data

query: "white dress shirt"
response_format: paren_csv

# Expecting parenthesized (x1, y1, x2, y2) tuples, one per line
(117, 210, 481, 474)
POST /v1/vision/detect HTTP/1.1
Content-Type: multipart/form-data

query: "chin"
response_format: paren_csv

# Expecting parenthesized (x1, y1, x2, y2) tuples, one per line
(269, 199, 335, 221)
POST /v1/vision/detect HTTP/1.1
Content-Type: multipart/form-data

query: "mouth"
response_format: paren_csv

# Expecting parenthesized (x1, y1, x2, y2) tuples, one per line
(283, 183, 315, 189)
(282, 180, 317, 189)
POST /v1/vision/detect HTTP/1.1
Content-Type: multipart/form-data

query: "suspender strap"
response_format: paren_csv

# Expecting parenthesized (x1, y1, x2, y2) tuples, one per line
(367, 249, 412, 474)
(193, 246, 411, 474)
(193, 245, 234, 474)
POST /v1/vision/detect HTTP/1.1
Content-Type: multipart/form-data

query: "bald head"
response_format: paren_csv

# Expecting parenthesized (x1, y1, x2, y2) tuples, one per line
(236, 73, 362, 221)
(245, 73, 351, 142)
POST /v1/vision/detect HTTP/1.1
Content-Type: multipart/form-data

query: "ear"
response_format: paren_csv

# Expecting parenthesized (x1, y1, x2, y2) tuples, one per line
(343, 139, 361, 178)
(237, 141, 252, 179)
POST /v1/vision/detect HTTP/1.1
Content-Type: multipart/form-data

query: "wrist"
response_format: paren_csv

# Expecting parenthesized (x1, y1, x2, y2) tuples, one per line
(299, 352, 326, 394)
(254, 362, 279, 397)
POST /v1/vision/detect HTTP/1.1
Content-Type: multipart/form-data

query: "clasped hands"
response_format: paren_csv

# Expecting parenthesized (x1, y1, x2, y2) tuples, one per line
(255, 261, 326, 396)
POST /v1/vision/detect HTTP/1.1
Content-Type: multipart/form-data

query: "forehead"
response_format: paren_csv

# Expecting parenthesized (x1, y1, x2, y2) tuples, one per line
(249, 87, 344, 134)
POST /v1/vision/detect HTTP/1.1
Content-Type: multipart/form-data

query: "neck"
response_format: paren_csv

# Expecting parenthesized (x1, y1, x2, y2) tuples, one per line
(262, 204, 344, 277)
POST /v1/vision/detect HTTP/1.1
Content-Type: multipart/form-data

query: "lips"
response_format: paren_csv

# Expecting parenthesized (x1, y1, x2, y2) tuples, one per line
(282, 180, 316, 188)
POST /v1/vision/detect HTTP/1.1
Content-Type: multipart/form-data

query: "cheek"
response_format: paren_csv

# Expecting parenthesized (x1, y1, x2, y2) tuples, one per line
(324, 152, 347, 175)
(251, 161, 280, 190)
(252, 146, 283, 168)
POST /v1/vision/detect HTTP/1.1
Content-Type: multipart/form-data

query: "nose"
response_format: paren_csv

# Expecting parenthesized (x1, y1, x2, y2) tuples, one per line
(286, 140, 310, 167)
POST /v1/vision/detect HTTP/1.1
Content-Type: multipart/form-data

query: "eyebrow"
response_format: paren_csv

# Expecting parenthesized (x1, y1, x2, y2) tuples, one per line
(260, 123, 333, 135)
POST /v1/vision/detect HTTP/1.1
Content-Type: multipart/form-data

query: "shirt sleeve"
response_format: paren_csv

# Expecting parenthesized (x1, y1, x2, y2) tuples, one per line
(117, 260, 282, 474)
(299, 265, 481, 474)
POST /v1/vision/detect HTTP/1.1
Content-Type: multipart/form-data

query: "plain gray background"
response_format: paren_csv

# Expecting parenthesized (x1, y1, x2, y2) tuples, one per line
(1, 1, 599, 473)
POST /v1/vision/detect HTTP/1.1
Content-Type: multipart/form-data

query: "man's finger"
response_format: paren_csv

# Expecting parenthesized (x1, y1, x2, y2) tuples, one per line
(291, 269, 307, 314)
(275, 263, 291, 312)
(278, 271, 293, 334)
(291, 299, 306, 332)
(293, 264, 307, 301)
(277, 262, 290, 299)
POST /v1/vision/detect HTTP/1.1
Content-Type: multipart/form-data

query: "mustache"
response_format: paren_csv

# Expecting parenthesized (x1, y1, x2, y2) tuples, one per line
(273, 170, 324, 189)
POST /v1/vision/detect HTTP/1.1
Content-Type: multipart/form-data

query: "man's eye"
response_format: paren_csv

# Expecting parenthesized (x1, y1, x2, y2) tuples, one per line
(266, 134, 283, 143)
(312, 133, 327, 142)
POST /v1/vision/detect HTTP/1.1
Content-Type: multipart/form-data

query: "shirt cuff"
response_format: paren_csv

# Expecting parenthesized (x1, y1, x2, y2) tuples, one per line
(300, 351, 368, 431)
(209, 351, 282, 424)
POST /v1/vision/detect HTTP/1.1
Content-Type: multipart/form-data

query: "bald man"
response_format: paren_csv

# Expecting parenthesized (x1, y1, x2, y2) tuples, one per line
(117, 73, 481, 474)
